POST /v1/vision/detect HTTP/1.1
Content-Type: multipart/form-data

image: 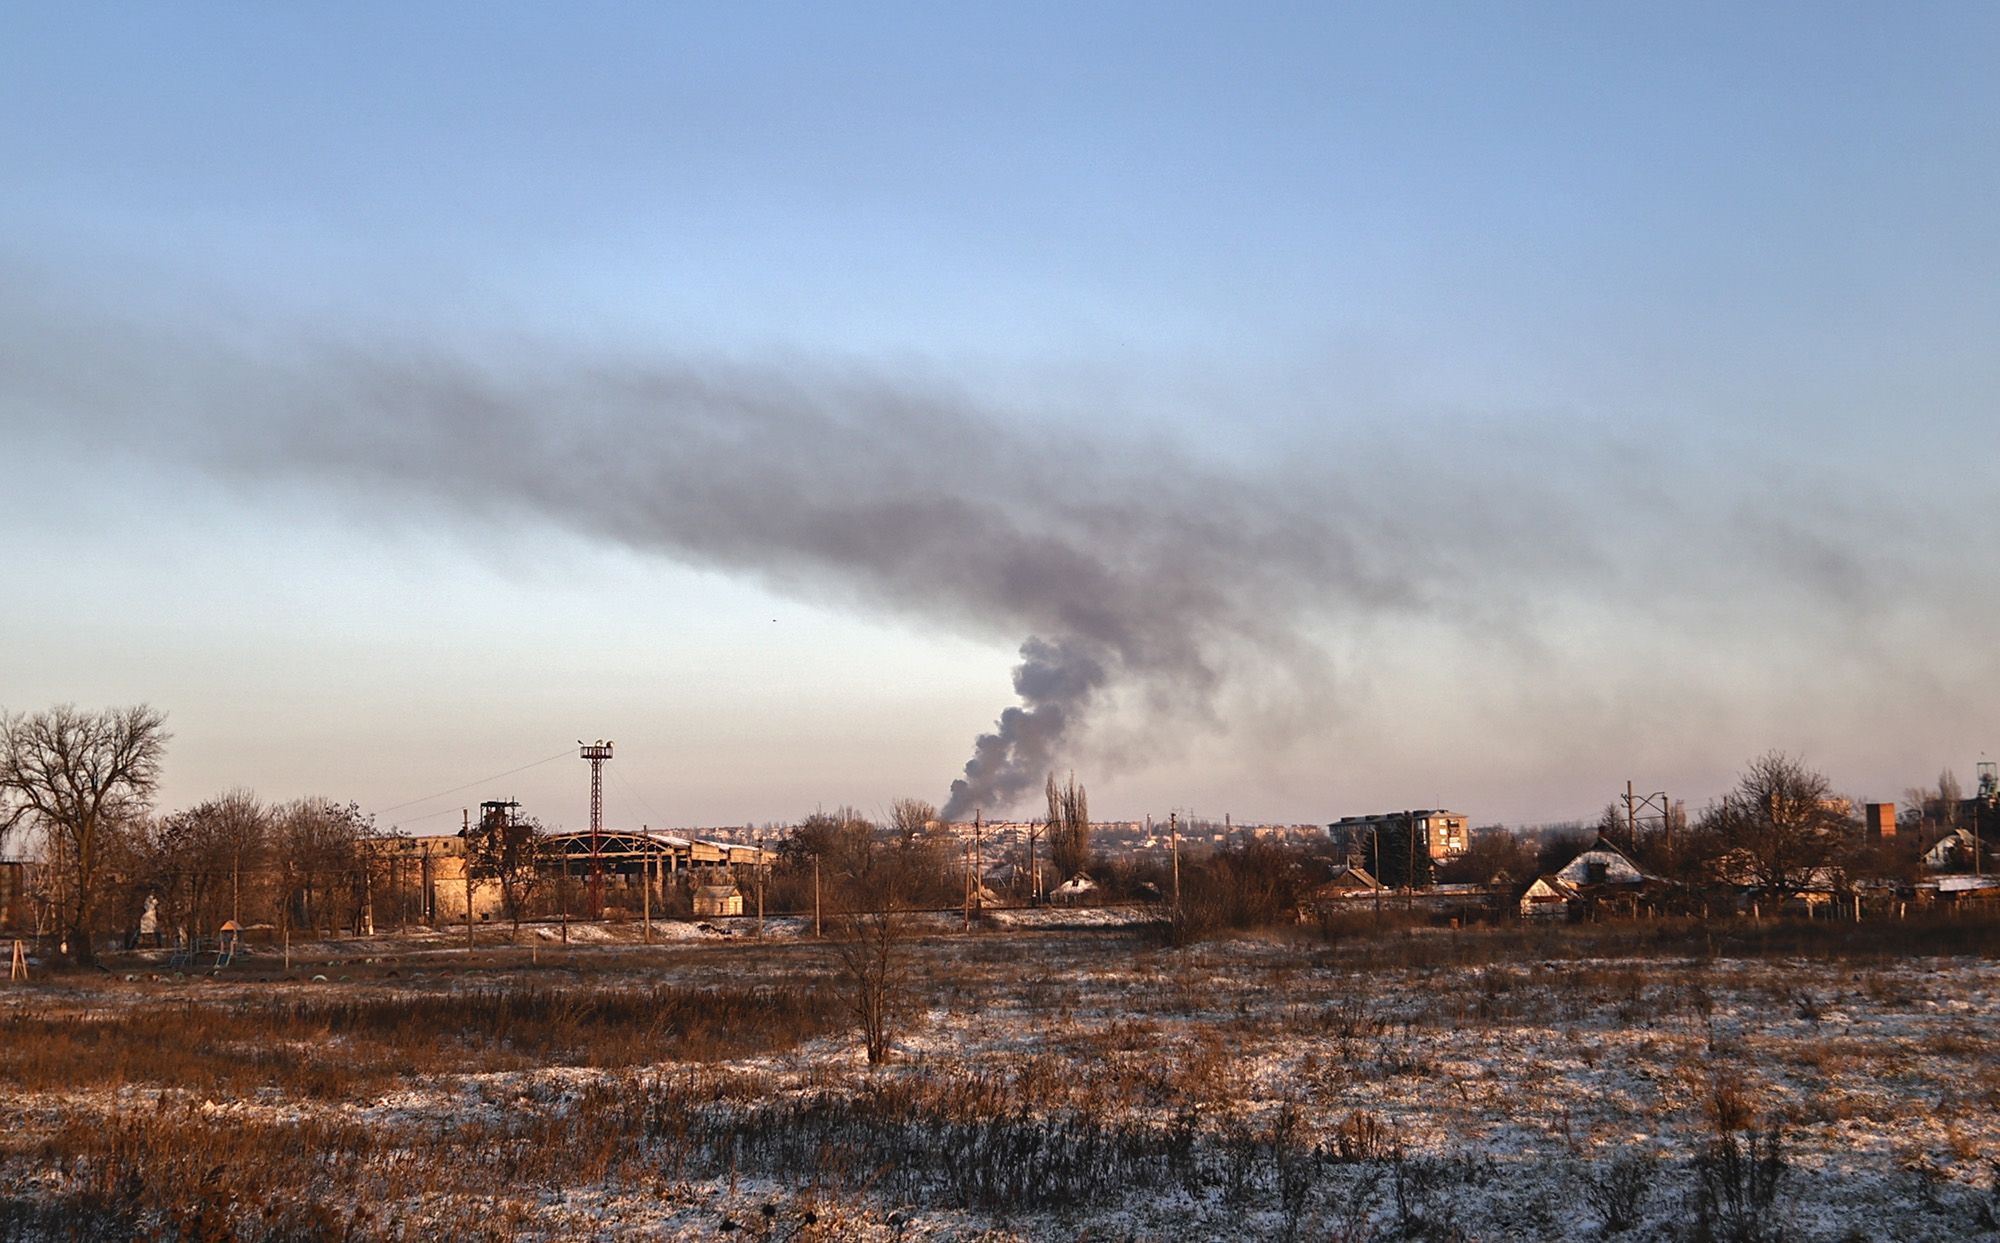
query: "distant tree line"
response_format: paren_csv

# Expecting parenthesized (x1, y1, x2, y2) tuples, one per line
(6, 703, 1989, 967)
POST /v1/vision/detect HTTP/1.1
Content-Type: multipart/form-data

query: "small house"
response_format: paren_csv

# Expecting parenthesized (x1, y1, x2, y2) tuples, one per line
(692, 884, 744, 918)
(1554, 837, 1647, 887)
(1922, 829, 1980, 872)
(1307, 865, 1383, 912)
(1519, 875, 1581, 919)
(1049, 874, 1098, 905)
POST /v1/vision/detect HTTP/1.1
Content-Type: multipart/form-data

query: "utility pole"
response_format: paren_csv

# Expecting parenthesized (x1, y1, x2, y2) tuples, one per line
(642, 833, 653, 946)
(974, 809, 983, 913)
(1406, 811, 1416, 910)
(579, 740, 613, 919)
(1373, 827, 1383, 918)
(1034, 822, 1042, 902)
(463, 808, 474, 952)
(812, 855, 822, 938)
(755, 834, 766, 939)
(1620, 784, 1673, 856)
(1169, 810, 1181, 917)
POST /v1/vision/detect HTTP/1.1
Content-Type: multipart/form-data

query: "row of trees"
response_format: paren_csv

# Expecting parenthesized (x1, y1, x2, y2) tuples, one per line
(1, 704, 385, 964)
(0, 703, 1094, 967)
(1580, 752, 1978, 910)
(9, 701, 1979, 969)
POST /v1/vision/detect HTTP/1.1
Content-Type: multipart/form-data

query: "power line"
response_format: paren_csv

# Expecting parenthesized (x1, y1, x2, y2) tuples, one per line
(371, 748, 573, 816)
(609, 763, 666, 829)
(383, 804, 466, 829)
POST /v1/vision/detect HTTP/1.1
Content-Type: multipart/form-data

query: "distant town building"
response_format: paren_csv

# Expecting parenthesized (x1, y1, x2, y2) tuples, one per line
(1864, 803, 1896, 839)
(1327, 810, 1471, 862)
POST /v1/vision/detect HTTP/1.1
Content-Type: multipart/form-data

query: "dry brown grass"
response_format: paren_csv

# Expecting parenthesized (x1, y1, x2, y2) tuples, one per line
(3, 915, 1998, 1239)
(0, 978, 846, 1099)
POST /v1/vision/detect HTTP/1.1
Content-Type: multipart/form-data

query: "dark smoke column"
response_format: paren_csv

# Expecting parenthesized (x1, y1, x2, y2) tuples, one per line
(942, 636, 1108, 822)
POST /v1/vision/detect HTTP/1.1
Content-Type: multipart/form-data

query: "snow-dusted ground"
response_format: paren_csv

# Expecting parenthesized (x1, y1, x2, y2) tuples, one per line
(2, 924, 1995, 1240)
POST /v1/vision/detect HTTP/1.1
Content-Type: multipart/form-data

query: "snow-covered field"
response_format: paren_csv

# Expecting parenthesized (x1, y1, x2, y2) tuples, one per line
(1, 922, 1995, 1240)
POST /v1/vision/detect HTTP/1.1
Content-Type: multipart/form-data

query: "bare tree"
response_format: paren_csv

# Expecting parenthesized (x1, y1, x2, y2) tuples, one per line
(1044, 771, 1090, 881)
(887, 797, 936, 847)
(135, 790, 269, 945)
(273, 798, 373, 937)
(0, 704, 169, 964)
(1904, 768, 1965, 832)
(821, 802, 941, 1065)
(1695, 752, 1853, 908)
(828, 898, 911, 1065)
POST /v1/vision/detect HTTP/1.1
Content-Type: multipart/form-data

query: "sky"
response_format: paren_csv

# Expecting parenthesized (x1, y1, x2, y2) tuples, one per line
(3, 3, 1997, 833)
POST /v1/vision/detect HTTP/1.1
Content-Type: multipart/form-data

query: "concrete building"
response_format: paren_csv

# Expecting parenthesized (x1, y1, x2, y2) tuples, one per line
(1327, 810, 1471, 862)
(363, 828, 775, 927)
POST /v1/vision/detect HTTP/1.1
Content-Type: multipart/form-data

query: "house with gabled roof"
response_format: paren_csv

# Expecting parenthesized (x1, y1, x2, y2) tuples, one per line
(1518, 874, 1581, 919)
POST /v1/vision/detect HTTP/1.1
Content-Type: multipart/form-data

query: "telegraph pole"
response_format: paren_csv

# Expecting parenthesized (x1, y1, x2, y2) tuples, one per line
(463, 808, 474, 952)
(1169, 810, 1181, 917)
(1406, 810, 1416, 911)
(579, 741, 613, 918)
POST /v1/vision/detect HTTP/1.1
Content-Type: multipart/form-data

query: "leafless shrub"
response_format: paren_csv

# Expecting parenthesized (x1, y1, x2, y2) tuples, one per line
(1788, 989, 1823, 1024)
(1330, 1110, 1400, 1164)
(1692, 1128, 1787, 1243)
(1582, 1151, 1657, 1235)
(1902, 1153, 1946, 1208)
(1388, 1152, 1470, 1242)
(1972, 1160, 2000, 1230)
(1702, 1070, 1759, 1135)
(1270, 1099, 1318, 1239)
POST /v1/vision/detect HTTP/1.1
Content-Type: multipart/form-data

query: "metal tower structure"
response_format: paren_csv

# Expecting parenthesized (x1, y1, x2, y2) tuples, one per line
(579, 740, 613, 917)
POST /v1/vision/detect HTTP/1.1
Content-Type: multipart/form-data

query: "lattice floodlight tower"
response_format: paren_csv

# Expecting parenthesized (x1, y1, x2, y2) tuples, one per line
(579, 740, 614, 917)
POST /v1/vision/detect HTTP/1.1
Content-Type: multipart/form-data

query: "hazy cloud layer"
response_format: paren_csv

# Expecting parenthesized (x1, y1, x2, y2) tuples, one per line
(4, 282, 1995, 817)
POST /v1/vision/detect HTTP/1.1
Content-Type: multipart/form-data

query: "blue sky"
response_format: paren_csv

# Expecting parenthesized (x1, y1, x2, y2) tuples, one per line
(3, 4, 1996, 829)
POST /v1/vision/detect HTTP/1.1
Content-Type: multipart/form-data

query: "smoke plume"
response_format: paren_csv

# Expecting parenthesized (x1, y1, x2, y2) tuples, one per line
(5, 278, 1996, 819)
(942, 636, 1108, 821)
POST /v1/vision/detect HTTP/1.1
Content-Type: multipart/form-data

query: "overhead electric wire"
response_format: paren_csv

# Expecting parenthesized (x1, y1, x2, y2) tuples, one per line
(371, 748, 574, 818)
(609, 763, 667, 830)
(382, 804, 467, 828)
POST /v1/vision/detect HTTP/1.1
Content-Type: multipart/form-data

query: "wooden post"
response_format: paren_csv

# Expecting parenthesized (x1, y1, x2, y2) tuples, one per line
(9, 940, 26, 982)
(463, 808, 474, 953)
(643, 842, 653, 945)
(813, 856, 821, 939)
(1170, 811, 1181, 917)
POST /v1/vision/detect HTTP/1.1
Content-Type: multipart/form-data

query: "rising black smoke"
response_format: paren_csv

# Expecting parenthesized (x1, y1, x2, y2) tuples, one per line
(942, 636, 1108, 821)
(0, 286, 1460, 817)
(6, 277, 1992, 818)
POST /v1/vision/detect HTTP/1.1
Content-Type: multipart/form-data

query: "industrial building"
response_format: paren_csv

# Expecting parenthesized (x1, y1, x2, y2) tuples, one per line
(363, 826, 775, 927)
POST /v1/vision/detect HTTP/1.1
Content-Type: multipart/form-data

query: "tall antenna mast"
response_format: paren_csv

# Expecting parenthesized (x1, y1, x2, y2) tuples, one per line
(579, 739, 614, 917)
